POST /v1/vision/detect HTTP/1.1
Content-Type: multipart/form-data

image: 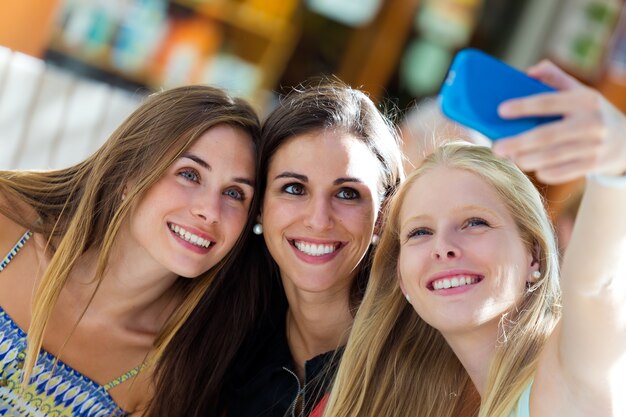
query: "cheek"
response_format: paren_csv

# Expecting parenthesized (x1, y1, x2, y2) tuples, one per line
(262, 199, 297, 230)
(222, 206, 250, 240)
(336, 204, 376, 232)
(398, 250, 420, 289)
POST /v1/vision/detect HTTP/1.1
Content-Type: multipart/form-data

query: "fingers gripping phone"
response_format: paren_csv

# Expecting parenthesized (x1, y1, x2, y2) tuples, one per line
(439, 48, 560, 140)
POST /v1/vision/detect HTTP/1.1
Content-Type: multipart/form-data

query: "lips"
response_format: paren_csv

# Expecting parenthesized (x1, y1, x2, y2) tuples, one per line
(168, 222, 214, 249)
(427, 271, 484, 291)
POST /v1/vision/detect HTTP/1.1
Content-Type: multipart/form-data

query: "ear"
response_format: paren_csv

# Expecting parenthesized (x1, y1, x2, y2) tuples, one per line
(396, 261, 407, 294)
(528, 241, 541, 283)
(373, 208, 384, 237)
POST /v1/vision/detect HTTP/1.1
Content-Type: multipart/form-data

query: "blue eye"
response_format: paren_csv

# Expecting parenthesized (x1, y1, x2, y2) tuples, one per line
(224, 188, 245, 201)
(465, 217, 490, 228)
(336, 188, 360, 200)
(179, 169, 200, 183)
(283, 183, 305, 195)
(407, 228, 432, 239)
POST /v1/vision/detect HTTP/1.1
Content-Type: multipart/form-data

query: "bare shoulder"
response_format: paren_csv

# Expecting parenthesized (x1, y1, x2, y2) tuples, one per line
(110, 363, 156, 417)
(531, 324, 614, 417)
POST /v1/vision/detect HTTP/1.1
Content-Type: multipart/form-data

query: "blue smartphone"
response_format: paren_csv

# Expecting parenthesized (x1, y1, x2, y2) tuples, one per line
(439, 48, 560, 140)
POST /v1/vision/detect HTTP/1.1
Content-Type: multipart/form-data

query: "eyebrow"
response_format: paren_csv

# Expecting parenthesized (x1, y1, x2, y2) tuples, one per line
(234, 177, 255, 187)
(334, 177, 364, 185)
(400, 205, 500, 228)
(274, 172, 307, 182)
(183, 153, 254, 187)
(274, 172, 364, 185)
(182, 153, 211, 170)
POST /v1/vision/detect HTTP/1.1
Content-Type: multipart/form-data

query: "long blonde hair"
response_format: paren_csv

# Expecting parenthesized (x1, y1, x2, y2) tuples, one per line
(0, 85, 260, 391)
(324, 143, 561, 417)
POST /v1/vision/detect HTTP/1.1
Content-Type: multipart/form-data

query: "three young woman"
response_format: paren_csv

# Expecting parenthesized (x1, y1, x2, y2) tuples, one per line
(0, 85, 260, 415)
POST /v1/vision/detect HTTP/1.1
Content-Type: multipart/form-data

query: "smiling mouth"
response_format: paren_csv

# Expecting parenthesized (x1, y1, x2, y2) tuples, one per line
(168, 223, 214, 248)
(290, 239, 343, 257)
(428, 275, 483, 291)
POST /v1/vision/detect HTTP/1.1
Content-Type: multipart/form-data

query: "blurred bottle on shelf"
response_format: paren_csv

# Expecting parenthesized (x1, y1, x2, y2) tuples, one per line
(151, 15, 222, 87)
(58, 0, 125, 56)
(111, 0, 169, 75)
(199, 51, 261, 98)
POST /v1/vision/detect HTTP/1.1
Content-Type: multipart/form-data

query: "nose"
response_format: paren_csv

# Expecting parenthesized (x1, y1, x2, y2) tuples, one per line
(431, 231, 461, 260)
(303, 194, 334, 231)
(192, 192, 221, 224)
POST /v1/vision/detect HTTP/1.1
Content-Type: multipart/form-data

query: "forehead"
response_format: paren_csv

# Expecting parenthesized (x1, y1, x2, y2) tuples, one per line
(269, 130, 381, 181)
(400, 166, 510, 220)
(188, 124, 254, 163)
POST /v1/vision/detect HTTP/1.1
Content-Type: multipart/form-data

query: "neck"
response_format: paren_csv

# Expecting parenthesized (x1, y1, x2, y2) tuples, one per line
(64, 238, 180, 333)
(442, 323, 499, 397)
(284, 288, 353, 379)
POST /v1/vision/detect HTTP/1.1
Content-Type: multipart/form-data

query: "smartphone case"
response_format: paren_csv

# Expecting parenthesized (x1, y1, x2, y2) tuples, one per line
(439, 48, 560, 140)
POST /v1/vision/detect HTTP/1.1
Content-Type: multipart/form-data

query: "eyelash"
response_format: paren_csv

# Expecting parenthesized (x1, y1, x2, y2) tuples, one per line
(178, 168, 200, 183)
(406, 228, 432, 239)
(336, 188, 360, 200)
(406, 218, 490, 239)
(281, 184, 360, 200)
(464, 217, 490, 228)
(283, 183, 305, 195)
(224, 188, 246, 201)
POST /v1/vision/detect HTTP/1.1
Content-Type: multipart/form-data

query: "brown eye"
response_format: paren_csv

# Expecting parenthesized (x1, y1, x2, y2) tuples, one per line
(336, 188, 360, 200)
(283, 183, 305, 195)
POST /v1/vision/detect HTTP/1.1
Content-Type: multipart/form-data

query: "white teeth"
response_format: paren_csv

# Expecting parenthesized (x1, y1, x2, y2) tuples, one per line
(294, 241, 337, 257)
(433, 275, 478, 290)
(169, 224, 212, 248)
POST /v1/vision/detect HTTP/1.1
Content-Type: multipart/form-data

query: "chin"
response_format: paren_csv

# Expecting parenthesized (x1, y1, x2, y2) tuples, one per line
(172, 265, 211, 279)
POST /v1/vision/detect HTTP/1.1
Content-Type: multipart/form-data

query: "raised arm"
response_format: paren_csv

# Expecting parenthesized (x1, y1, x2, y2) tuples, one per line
(494, 62, 626, 414)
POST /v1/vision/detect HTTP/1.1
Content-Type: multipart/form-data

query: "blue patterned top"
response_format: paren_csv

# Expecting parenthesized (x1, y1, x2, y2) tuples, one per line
(0, 306, 129, 417)
(0, 231, 133, 416)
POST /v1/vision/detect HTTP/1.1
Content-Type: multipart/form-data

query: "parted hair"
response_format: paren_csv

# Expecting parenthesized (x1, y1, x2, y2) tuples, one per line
(257, 80, 405, 309)
(323, 143, 561, 417)
(0, 85, 260, 407)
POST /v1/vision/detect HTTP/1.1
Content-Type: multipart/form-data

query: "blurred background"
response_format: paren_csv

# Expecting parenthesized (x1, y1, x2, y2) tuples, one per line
(1, 0, 625, 172)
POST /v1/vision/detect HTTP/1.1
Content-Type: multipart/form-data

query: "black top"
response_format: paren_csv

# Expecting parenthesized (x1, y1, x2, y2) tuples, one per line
(226, 313, 340, 417)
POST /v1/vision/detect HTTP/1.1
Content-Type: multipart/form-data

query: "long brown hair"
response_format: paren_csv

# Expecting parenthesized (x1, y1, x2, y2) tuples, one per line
(0, 85, 260, 404)
(323, 143, 561, 417)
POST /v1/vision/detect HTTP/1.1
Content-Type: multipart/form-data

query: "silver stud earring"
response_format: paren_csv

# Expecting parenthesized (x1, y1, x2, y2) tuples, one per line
(531, 270, 541, 280)
(371, 234, 380, 246)
(121, 194, 126, 201)
(253, 223, 263, 235)
(404, 293, 411, 304)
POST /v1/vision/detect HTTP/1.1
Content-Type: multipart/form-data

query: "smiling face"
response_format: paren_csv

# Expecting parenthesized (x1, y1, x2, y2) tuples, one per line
(127, 124, 255, 278)
(397, 166, 536, 338)
(261, 130, 382, 297)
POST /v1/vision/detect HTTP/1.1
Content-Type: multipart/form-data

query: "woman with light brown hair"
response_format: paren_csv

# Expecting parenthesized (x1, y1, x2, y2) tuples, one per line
(0, 85, 260, 416)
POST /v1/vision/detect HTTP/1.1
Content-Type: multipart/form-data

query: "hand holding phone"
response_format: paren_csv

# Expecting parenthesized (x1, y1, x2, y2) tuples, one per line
(438, 48, 561, 140)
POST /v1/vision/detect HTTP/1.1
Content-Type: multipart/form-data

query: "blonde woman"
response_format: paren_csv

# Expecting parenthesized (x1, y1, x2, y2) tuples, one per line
(0, 85, 260, 416)
(323, 65, 626, 417)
